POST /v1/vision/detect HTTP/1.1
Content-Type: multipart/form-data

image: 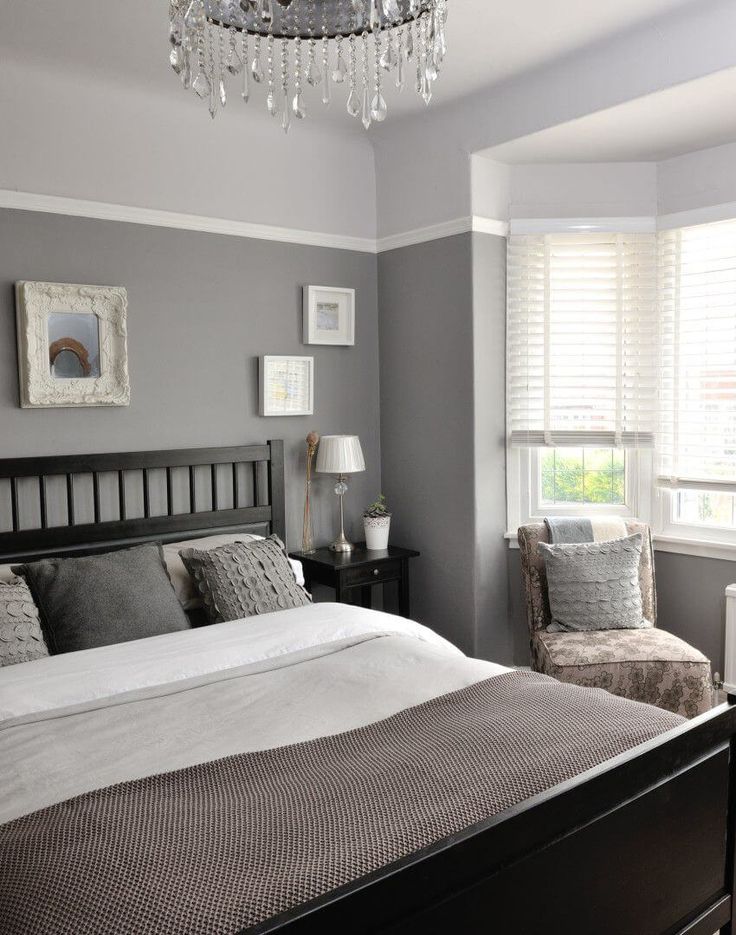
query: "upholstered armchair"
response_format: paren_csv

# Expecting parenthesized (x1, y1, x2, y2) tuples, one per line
(517, 521, 713, 718)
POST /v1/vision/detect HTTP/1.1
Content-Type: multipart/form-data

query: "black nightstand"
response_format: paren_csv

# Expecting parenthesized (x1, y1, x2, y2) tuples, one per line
(289, 544, 420, 618)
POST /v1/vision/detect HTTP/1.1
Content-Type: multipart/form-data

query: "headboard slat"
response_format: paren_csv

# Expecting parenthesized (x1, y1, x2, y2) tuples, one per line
(0, 441, 286, 565)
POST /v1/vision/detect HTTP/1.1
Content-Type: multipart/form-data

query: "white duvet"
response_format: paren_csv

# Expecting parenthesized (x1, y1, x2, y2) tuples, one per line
(0, 604, 509, 823)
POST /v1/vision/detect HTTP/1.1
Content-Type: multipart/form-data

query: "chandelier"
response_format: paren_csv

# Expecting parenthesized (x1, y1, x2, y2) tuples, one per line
(168, 0, 447, 131)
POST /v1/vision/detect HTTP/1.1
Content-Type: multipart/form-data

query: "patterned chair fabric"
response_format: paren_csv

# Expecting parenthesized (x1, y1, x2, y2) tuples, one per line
(518, 521, 712, 718)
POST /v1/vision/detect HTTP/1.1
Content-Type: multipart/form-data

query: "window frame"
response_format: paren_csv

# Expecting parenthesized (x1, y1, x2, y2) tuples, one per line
(507, 445, 652, 533)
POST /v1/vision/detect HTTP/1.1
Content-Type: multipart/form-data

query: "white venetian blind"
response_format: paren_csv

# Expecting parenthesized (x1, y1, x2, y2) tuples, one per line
(507, 232, 658, 448)
(657, 220, 736, 492)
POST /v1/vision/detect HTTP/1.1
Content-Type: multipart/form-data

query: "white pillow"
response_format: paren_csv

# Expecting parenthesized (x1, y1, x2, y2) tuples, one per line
(162, 534, 304, 610)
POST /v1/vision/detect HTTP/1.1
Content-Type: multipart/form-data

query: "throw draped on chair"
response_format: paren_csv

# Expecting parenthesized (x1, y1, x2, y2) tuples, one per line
(517, 521, 712, 718)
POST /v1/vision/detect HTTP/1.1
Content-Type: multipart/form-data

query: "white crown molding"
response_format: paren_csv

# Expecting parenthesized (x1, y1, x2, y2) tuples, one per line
(509, 216, 657, 235)
(0, 191, 510, 254)
(657, 201, 736, 232)
(0, 189, 377, 254)
(471, 216, 509, 238)
(376, 215, 508, 253)
(376, 217, 474, 253)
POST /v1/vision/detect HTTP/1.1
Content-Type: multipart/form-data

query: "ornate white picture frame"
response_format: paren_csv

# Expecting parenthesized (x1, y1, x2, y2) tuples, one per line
(15, 281, 130, 408)
(259, 356, 314, 417)
(303, 285, 355, 346)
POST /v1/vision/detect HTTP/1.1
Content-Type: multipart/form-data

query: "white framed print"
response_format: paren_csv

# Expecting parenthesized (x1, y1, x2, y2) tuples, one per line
(303, 285, 355, 346)
(15, 281, 130, 408)
(259, 356, 314, 417)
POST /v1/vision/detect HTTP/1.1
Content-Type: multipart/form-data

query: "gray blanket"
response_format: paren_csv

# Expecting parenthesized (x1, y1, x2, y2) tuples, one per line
(0, 670, 682, 935)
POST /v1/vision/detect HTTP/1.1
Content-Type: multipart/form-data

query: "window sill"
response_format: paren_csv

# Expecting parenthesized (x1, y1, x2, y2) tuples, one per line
(505, 530, 736, 561)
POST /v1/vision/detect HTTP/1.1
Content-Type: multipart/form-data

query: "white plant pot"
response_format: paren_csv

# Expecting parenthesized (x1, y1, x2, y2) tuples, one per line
(364, 515, 391, 551)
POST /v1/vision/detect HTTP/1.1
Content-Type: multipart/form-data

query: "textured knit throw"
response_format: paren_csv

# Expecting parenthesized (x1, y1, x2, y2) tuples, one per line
(0, 671, 683, 935)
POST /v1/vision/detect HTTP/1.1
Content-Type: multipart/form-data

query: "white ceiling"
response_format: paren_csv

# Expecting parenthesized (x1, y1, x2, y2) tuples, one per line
(0, 0, 701, 126)
(480, 67, 736, 164)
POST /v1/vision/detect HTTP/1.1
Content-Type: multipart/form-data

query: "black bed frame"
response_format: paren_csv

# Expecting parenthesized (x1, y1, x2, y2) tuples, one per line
(1, 441, 736, 935)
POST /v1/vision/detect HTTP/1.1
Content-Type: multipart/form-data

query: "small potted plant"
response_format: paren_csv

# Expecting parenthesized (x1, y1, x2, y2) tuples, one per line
(363, 494, 392, 551)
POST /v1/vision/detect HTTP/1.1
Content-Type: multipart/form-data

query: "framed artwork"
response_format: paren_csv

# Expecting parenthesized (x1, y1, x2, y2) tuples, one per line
(15, 281, 130, 408)
(303, 285, 355, 346)
(259, 355, 314, 417)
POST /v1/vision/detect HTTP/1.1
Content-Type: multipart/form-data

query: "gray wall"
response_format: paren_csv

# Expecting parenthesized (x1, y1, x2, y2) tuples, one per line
(471, 232, 511, 662)
(0, 209, 381, 551)
(378, 232, 510, 660)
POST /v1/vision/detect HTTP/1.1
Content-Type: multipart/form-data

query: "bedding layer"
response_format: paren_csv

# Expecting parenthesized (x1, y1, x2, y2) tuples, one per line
(0, 670, 683, 935)
(0, 603, 505, 822)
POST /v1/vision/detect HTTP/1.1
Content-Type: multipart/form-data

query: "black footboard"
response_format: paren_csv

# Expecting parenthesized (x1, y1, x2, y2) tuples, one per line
(256, 697, 736, 935)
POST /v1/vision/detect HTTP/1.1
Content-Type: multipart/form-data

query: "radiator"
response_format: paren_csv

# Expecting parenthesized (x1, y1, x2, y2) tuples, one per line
(725, 584, 736, 695)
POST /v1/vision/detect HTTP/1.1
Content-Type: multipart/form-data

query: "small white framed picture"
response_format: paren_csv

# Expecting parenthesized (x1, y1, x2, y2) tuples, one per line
(259, 355, 314, 417)
(303, 285, 355, 346)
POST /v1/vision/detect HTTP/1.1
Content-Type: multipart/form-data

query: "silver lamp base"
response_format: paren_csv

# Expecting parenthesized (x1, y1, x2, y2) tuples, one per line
(329, 531, 355, 553)
(329, 475, 354, 552)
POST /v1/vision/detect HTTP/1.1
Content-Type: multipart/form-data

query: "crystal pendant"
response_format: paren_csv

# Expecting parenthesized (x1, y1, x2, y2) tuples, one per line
(332, 57, 348, 83)
(184, 0, 206, 30)
(292, 90, 306, 119)
(260, 0, 273, 23)
(192, 72, 211, 99)
(369, 0, 380, 31)
(382, 0, 401, 21)
(307, 61, 321, 86)
(361, 86, 371, 129)
(346, 88, 361, 117)
(219, 78, 227, 107)
(282, 90, 291, 132)
(242, 65, 250, 102)
(409, 0, 420, 12)
(226, 48, 243, 75)
(405, 28, 414, 58)
(209, 92, 217, 119)
(370, 92, 387, 122)
(251, 57, 264, 83)
(322, 69, 331, 106)
(425, 61, 438, 81)
(182, 59, 192, 89)
(267, 89, 278, 115)
(422, 77, 432, 105)
(380, 43, 398, 70)
(396, 56, 404, 90)
(169, 46, 184, 74)
(169, 16, 184, 46)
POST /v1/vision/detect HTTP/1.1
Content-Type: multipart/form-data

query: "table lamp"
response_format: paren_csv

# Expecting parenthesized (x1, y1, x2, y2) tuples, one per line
(316, 435, 365, 552)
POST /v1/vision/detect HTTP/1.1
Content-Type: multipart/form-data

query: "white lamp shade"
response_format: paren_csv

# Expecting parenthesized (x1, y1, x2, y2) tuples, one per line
(315, 435, 366, 474)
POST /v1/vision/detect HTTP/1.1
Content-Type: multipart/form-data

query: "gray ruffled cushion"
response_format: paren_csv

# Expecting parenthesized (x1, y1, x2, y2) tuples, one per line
(538, 534, 649, 632)
(180, 536, 311, 624)
(0, 577, 49, 666)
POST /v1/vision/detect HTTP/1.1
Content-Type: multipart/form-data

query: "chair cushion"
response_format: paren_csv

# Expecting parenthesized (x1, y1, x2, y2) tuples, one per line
(535, 628, 712, 718)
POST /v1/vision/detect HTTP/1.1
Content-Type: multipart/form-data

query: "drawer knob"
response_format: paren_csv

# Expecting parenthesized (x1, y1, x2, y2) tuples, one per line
(373, 568, 379, 576)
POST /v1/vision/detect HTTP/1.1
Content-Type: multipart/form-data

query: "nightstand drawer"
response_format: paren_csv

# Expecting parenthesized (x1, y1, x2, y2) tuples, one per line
(342, 559, 402, 588)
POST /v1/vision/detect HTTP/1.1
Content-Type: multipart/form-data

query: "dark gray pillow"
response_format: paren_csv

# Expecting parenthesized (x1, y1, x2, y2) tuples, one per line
(0, 576, 49, 666)
(13, 543, 190, 654)
(538, 534, 650, 633)
(181, 536, 311, 624)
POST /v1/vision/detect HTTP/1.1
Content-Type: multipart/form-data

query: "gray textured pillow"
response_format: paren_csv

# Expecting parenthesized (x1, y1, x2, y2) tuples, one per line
(0, 577, 49, 666)
(538, 534, 650, 633)
(181, 536, 311, 624)
(14, 543, 190, 654)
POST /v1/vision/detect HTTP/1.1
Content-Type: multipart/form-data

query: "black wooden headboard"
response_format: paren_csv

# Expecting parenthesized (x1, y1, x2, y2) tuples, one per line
(0, 440, 285, 564)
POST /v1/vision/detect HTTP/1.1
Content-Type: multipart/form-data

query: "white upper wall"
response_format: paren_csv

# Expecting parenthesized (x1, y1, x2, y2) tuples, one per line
(373, 0, 736, 237)
(0, 58, 377, 241)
